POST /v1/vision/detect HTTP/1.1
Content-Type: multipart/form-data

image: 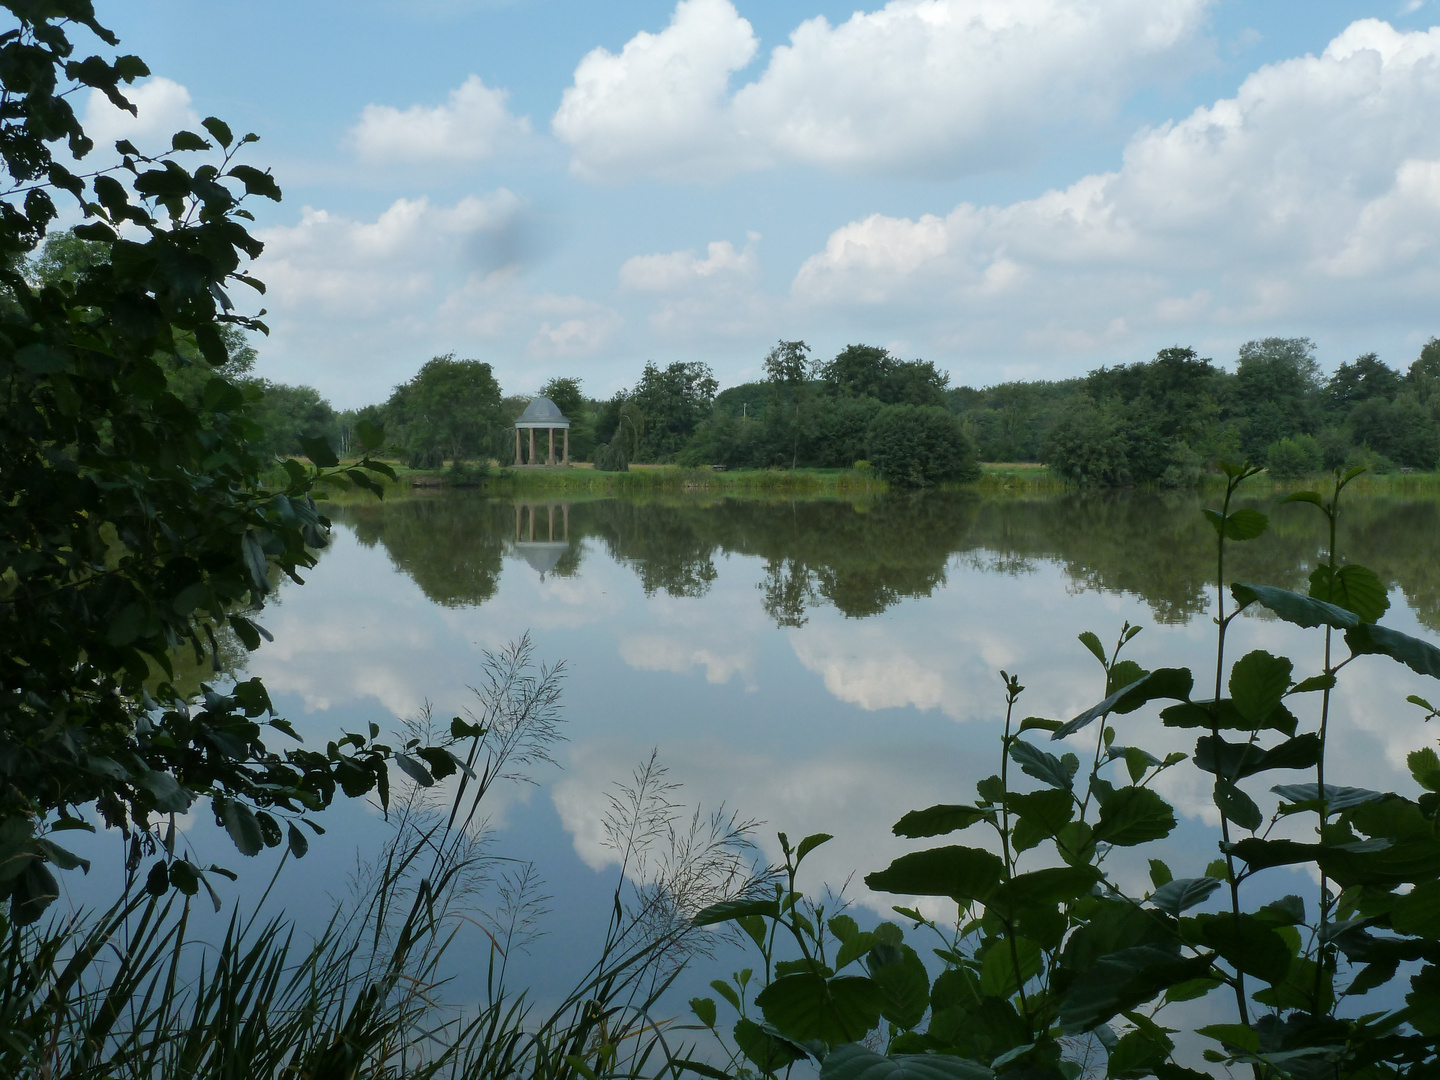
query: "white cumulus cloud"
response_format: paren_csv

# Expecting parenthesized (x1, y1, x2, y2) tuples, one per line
(82, 77, 200, 153)
(251, 192, 621, 404)
(790, 19, 1440, 366)
(554, 0, 1212, 181)
(553, 0, 761, 181)
(350, 74, 531, 164)
(619, 234, 758, 291)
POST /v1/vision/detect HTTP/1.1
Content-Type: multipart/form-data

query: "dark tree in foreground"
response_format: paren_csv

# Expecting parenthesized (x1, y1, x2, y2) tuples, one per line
(0, 3, 428, 921)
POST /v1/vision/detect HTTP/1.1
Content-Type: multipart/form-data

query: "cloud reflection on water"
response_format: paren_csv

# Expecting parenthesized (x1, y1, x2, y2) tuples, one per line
(250, 491, 1440, 923)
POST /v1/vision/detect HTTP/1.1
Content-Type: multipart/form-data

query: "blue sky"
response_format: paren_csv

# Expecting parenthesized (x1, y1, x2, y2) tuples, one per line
(81, 1, 1440, 407)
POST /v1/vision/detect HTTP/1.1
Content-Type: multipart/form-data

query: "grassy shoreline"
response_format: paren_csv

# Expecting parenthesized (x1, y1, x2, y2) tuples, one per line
(307, 458, 1440, 503)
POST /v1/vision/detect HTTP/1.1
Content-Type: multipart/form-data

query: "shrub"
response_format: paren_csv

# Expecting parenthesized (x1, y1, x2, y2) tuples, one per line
(865, 404, 979, 488)
(1264, 433, 1322, 479)
(592, 439, 629, 472)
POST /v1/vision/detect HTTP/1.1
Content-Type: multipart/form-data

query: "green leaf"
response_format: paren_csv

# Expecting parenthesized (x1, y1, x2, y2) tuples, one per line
(688, 996, 717, 1028)
(1078, 631, 1107, 664)
(979, 936, 1042, 998)
(1196, 1024, 1260, 1053)
(137, 770, 195, 813)
(201, 116, 233, 147)
(1391, 881, 1440, 938)
(170, 129, 209, 151)
(1213, 780, 1262, 831)
(1058, 947, 1214, 1033)
(1308, 564, 1389, 624)
(1009, 740, 1075, 790)
(1008, 788, 1074, 852)
(819, 1043, 993, 1080)
(1148, 859, 1173, 888)
(1290, 674, 1336, 694)
(710, 980, 741, 1011)
(221, 801, 264, 857)
(1194, 734, 1321, 781)
(893, 805, 994, 838)
(756, 973, 883, 1044)
(1124, 745, 1153, 783)
(1148, 877, 1222, 917)
(1271, 783, 1387, 812)
(300, 435, 339, 468)
(797, 832, 833, 864)
(1054, 668, 1193, 738)
(286, 822, 308, 858)
(1409, 747, 1440, 792)
(227, 163, 282, 201)
(1193, 913, 1293, 985)
(835, 931, 879, 971)
(1203, 507, 1268, 540)
(864, 846, 1005, 904)
(829, 914, 859, 942)
(1094, 787, 1176, 847)
(1227, 651, 1292, 724)
(989, 865, 1101, 918)
(1159, 697, 1297, 735)
(393, 753, 434, 788)
(733, 1018, 809, 1072)
(1230, 583, 1358, 630)
(692, 897, 780, 927)
(1345, 623, 1440, 680)
(870, 944, 930, 1029)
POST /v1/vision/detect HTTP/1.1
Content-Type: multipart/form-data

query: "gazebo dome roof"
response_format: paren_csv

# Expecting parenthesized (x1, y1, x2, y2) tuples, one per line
(515, 396, 569, 428)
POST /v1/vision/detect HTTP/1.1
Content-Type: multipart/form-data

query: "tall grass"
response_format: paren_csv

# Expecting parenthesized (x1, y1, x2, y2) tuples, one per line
(0, 637, 765, 1079)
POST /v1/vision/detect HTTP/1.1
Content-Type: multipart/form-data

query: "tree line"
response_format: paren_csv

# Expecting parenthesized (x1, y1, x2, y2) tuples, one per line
(39, 229, 1427, 493)
(957, 337, 1440, 485)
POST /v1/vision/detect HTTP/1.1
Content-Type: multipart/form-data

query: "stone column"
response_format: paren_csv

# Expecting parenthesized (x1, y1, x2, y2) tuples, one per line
(547, 428, 555, 466)
(528, 428, 536, 465)
(514, 427, 521, 466)
(563, 428, 570, 465)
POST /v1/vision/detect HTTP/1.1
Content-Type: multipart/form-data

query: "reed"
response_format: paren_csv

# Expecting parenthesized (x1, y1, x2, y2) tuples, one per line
(0, 637, 763, 1079)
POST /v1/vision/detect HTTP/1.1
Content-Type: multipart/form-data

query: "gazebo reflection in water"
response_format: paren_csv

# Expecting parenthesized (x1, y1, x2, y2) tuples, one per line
(510, 502, 571, 580)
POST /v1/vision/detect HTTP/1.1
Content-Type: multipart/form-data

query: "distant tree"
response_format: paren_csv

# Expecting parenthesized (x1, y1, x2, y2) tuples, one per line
(1409, 336, 1440, 404)
(820, 344, 947, 406)
(246, 381, 339, 458)
(1351, 395, 1440, 469)
(538, 376, 594, 460)
(629, 361, 718, 460)
(764, 340, 814, 468)
(387, 354, 503, 466)
(539, 376, 585, 419)
(1326, 352, 1402, 411)
(821, 344, 890, 400)
(1265, 434, 1323, 479)
(866, 404, 979, 488)
(1042, 396, 1132, 486)
(1232, 337, 1323, 458)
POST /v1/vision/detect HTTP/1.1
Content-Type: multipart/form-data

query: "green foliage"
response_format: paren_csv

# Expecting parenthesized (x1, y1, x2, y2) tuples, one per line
(866, 404, 980, 488)
(1264, 434, 1322, 480)
(0, 3, 416, 920)
(688, 462, 1440, 1079)
(386, 353, 503, 466)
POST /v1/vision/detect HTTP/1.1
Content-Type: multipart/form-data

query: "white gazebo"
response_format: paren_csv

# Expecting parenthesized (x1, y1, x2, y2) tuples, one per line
(513, 396, 570, 466)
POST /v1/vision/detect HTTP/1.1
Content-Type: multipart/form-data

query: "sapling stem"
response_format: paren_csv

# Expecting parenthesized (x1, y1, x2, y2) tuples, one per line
(1212, 469, 1252, 1032)
(997, 672, 1034, 1035)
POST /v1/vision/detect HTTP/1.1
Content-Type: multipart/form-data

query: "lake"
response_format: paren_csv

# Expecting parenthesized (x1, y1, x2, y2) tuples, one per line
(76, 487, 1440, 1028)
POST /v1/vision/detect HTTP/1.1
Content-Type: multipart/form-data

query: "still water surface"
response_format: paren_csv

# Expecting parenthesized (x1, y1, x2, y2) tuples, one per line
(108, 490, 1440, 1010)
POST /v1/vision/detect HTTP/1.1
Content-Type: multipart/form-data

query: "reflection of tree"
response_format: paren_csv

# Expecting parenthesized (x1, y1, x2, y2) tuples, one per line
(327, 491, 1440, 633)
(332, 496, 509, 608)
(584, 502, 718, 598)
